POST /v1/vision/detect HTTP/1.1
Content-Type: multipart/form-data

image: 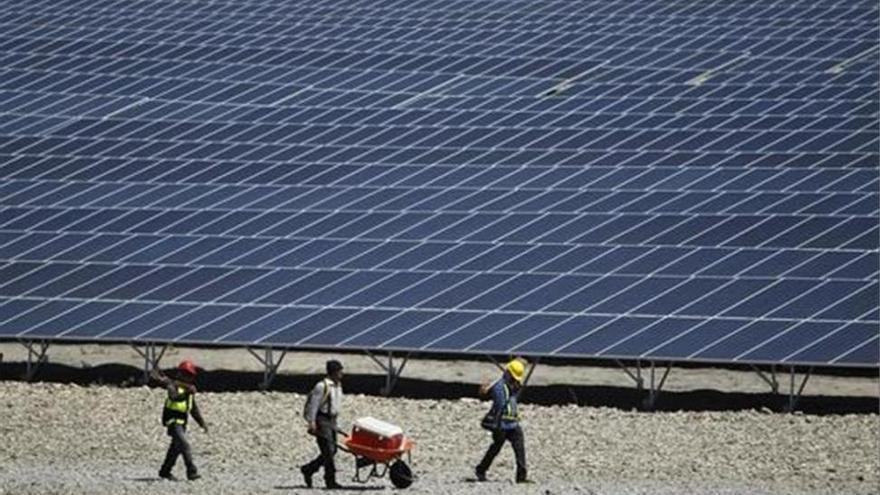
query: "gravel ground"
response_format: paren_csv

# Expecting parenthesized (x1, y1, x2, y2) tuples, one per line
(1, 382, 877, 495)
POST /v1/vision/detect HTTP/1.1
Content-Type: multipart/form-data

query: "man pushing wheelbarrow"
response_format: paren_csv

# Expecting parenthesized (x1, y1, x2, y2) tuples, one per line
(300, 359, 415, 490)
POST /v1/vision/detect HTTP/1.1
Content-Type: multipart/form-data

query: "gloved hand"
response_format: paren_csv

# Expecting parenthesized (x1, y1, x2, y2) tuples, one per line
(150, 369, 168, 384)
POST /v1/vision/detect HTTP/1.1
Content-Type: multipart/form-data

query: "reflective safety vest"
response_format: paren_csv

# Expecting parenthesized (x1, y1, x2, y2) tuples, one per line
(500, 382, 519, 422)
(162, 386, 193, 427)
(493, 379, 519, 423)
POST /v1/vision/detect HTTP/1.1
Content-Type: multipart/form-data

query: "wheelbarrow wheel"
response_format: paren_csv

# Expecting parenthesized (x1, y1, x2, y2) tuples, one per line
(389, 460, 413, 489)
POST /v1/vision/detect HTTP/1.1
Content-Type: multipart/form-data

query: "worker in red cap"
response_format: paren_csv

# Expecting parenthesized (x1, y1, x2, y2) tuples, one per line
(152, 359, 208, 481)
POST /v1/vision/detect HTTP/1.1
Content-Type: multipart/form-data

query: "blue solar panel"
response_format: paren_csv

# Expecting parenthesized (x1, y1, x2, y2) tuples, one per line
(0, 0, 877, 368)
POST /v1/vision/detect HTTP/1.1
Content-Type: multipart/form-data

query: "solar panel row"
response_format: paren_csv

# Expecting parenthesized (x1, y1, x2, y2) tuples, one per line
(0, 0, 877, 367)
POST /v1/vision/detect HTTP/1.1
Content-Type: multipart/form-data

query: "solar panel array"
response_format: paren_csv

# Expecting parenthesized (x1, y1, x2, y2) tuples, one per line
(0, 0, 878, 367)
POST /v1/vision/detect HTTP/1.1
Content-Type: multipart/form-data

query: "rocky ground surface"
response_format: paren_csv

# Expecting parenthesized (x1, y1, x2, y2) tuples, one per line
(0, 379, 877, 495)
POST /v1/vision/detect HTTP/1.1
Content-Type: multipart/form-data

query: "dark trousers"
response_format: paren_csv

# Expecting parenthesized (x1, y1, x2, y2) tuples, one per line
(160, 424, 197, 477)
(302, 415, 337, 484)
(477, 425, 527, 481)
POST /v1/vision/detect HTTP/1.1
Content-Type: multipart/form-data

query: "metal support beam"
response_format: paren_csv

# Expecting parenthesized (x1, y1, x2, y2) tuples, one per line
(365, 351, 410, 396)
(616, 360, 671, 410)
(132, 343, 167, 383)
(485, 354, 504, 372)
(247, 347, 286, 390)
(644, 361, 671, 410)
(615, 359, 644, 391)
(515, 358, 539, 400)
(751, 364, 779, 394)
(521, 358, 538, 387)
(20, 340, 49, 381)
(784, 366, 812, 413)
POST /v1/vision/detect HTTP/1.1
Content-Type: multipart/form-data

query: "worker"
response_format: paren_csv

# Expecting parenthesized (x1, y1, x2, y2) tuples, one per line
(300, 359, 344, 489)
(475, 358, 530, 483)
(153, 360, 208, 481)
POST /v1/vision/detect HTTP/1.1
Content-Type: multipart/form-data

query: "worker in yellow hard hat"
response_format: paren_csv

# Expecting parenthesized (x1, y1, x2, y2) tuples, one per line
(475, 358, 531, 483)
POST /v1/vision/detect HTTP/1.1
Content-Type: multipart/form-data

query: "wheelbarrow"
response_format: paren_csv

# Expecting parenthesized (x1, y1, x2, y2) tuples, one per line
(336, 417, 415, 489)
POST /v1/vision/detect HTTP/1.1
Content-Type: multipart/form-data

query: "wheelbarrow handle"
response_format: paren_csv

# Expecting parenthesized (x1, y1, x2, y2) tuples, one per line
(307, 425, 353, 453)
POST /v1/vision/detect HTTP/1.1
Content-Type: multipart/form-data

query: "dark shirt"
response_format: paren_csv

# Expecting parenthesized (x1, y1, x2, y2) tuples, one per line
(488, 379, 519, 430)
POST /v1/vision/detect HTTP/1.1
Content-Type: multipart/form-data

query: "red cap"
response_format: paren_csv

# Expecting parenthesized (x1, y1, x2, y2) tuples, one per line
(178, 360, 197, 376)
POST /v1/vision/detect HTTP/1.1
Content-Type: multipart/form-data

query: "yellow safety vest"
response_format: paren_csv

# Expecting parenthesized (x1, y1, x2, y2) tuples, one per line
(501, 383, 518, 421)
(163, 386, 193, 426)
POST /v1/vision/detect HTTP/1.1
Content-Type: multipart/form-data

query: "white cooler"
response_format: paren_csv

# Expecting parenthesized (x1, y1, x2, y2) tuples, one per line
(350, 416, 405, 450)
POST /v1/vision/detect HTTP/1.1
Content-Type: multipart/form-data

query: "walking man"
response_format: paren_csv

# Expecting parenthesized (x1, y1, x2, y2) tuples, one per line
(475, 358, 530, 483)
(155, 360, 208, 481)
(301, 359, 344, 489)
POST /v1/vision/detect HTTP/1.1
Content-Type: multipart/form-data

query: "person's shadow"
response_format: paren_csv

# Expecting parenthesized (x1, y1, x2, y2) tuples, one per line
(130, 478, 386, 490)
(129, 477, 160, 483)
(274, 485, 385, 491)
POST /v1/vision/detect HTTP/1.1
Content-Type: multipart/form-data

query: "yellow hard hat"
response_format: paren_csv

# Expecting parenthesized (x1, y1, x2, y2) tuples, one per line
(506, 359, 526, 383)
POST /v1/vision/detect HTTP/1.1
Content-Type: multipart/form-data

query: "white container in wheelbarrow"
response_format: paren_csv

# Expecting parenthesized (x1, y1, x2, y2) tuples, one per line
(351, 416, 404, 450)
(340, 416, 415, 488)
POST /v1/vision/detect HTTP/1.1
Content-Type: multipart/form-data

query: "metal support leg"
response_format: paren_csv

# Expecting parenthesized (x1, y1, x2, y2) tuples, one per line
(247, 347, 286, 390)
(20, 340, 49, 381)
(617, 360, 671, 410)
(515, 358, 539, 400)
(132, 343, 167, 383)
(485, 354, 504, 372)
(751, 364, 779, 394)
(366, 351, 410, 396)
(521, 358, 538, 387)
(784, 366, 812, 413)
(615, 359, 644, 392)
(643, 361, 671, 410)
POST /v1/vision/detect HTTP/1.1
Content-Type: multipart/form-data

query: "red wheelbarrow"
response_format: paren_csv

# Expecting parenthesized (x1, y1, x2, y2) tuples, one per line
(336, 417, 415, 489)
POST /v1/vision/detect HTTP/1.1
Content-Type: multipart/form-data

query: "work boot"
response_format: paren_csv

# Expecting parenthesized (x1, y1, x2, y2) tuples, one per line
(474, 467, 487, 482)
(325, 479, 343, 489)
(158, 470, 177, 481)
(187, 472, 201, 481)
(300, 466, 313, 488)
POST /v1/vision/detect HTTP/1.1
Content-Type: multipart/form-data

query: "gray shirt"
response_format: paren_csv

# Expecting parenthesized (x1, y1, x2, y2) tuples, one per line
(304, 378, 343, 422)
